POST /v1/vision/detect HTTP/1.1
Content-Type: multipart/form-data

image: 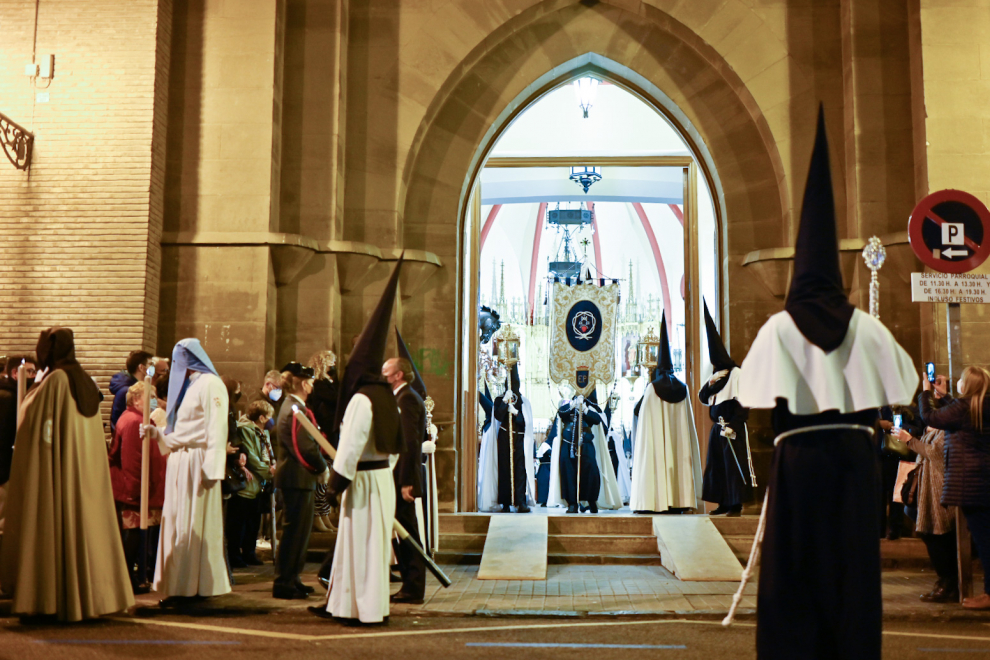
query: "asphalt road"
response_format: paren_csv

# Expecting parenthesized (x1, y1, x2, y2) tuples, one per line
(3, 607, 990, 660)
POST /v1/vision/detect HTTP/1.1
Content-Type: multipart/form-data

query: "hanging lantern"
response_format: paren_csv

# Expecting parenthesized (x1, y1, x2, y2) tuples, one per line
(494, 323, 520, 367)
(638, 325, 660, 371)
(608, 385, 620, 412)
(572, 77, 600, 118)
(569, 165, 602, 194)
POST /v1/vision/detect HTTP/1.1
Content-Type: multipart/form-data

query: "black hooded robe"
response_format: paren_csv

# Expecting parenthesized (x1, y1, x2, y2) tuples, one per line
(756, 404, 882, 660)
(699, 378, 750, 509)
(556, 402, 602, 507)
(492, 396, 527, 509)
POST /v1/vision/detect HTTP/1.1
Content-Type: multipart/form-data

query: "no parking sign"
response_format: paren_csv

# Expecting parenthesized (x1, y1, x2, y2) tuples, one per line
(908, 189, 990, 273)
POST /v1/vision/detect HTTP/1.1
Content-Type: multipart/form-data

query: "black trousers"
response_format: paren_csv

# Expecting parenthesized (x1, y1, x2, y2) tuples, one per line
(919, 531, 958, 585)
(497, 428, 527, 507)
(275, 487, 314, 590)
(226, 495, 263, 561)
(393, 495, 426, 598)
(880, 452, 906, 536)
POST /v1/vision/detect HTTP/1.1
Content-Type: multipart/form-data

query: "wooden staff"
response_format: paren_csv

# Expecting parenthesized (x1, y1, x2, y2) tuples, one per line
(15, 363, 25, 429)
(138, 370, 154, 589)
(291, 406, 452, 588)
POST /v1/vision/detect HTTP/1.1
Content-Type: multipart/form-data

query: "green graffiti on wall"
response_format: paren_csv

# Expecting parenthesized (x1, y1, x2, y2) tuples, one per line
(414, 347, 453, 378)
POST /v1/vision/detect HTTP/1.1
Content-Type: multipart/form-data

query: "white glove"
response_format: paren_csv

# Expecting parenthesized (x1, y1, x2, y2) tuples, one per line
(421, 439, 436, 454)
(573, 394, 585, 407)
(502, 389, 515, 403)
(139, 424, 163, 443)
(507, 404, 518, 415)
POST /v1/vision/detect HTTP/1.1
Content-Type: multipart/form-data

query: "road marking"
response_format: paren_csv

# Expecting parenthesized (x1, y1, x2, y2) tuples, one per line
(467, 642, 687, 649)
(109, 615, 990, 645)
(886, 631, 990, 643)
(110, 617, 318, 641)
(917, 650, 990, 654)
(34, 640, 241, 645)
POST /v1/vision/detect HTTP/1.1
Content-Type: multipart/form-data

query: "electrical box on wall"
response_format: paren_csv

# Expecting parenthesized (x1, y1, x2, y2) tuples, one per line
(39, 54, 54, 79)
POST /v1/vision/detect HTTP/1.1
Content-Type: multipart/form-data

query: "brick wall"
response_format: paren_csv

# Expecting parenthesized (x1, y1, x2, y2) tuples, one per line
(0, 0, 170, 419)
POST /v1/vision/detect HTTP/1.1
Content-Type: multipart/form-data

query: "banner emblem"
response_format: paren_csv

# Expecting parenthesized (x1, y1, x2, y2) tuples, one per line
(566, 301, 603, 351)
(575, 368, 590, 388)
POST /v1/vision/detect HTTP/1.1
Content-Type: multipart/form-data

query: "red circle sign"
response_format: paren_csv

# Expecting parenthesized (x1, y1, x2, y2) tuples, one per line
(908, 189, 990, 273)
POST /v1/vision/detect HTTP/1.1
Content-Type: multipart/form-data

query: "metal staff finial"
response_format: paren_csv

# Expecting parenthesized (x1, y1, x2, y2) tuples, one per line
(861, 236, 886, 319)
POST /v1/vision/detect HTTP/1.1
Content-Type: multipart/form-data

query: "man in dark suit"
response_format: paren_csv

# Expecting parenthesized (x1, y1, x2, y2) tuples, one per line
(382, 357, 426, 604)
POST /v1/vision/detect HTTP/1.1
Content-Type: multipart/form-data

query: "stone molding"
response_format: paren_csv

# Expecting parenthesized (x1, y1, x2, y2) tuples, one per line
(160, 231, 442, 294)
(742, 232, 910, 298)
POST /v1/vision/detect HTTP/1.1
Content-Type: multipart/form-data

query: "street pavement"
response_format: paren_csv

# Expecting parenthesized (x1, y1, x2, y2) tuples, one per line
(1, 562, 989, 659)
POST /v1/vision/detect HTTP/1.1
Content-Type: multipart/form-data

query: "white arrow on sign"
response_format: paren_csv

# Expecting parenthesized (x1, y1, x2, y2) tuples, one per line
(942, 248, 969, 258)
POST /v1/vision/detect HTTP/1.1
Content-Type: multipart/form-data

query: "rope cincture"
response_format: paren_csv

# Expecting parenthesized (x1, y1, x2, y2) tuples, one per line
(721, 423, 875, 627)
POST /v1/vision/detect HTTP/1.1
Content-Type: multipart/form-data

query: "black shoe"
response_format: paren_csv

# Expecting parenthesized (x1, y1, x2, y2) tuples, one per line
(158, 595, 204, 609)
(308, 605, 334, 620)
(229, 556, 248, 569)
(273, 585, 309, 600)
(588, 501, 598, 514)
(295, 582, 315, 595)
(390, 591, 425, 604)
(567, 504, 578, 514)
(710, 505, 729, 516)
(132, 583, 151, 595)
(318, 576, 330, 589)
(921, 585, 959, 603)
(726, 506, 742, 518)
(516, 504, 531, 513)
(390, 572, 402, 583)
(243, 555, 265, 566)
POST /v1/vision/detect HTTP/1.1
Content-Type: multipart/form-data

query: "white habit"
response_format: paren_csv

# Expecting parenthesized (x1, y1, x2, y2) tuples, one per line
(325, 394, 396, 623)
(154, 372, 231, 597)
(629, 388, 703, 512)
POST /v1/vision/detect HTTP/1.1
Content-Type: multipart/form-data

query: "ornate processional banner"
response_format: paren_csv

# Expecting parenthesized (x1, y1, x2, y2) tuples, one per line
(549, 281, 619, 396)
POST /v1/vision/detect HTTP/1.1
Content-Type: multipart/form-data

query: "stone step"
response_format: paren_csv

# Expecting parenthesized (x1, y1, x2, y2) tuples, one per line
(547, 553, 664, 566)
(547, 534, 657, 555)
(439, 513, 491, 534)
(547, 516, 654, 536)
(707, 515, 760, 536)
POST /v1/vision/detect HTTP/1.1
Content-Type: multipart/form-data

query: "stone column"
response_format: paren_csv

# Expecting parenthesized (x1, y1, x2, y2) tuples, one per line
(160, 0, 287, 386)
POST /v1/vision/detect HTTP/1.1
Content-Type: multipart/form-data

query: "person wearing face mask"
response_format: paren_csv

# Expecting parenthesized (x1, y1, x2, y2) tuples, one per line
(227, 400, 275, 567)
(272, 362, 329, 599)
(0, 355, 38, 534)
(919, 365, 990, 610)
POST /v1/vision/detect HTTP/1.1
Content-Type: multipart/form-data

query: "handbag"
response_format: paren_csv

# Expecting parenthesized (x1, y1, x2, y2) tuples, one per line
(883, 432, 912, 458)
(897, 462, 922, 506)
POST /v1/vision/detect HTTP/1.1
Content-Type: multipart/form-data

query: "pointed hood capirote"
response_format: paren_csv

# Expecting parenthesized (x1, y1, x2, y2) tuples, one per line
(703, 299, 736, 372)
(395, 327, 426, 399)
(784, 105, 854, 353)
(651, 313, 687, 403)
(334, 255, 405, 454)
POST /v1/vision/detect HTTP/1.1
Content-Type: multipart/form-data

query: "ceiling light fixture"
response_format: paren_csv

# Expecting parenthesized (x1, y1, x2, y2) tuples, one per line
(569, 165, 602, 193)
(572, 77, 600, 118)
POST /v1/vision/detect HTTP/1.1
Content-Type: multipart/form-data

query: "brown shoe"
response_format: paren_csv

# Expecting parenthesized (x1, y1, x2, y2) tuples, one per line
(962, 593, 990, 610)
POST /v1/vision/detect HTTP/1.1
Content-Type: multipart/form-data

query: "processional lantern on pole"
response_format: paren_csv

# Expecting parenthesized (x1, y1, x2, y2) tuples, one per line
(493, 323, 520, 368)
(861, 235, 886, 319)
(638, 325, 660, 372)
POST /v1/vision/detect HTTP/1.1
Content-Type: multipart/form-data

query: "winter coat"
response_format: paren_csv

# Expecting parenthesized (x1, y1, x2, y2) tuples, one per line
(233, 420, 272, 500)
(108, 405, 167, 508)
(108, 371, 136, 433)
(919, 392, 990, 507)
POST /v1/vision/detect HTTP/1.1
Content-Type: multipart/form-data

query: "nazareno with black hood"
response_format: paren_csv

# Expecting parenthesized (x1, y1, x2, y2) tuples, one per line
(328, 255, 405, 494)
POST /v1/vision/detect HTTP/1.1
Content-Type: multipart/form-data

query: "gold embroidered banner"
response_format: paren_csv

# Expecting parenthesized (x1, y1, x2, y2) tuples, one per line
(549, 281, 619, 396)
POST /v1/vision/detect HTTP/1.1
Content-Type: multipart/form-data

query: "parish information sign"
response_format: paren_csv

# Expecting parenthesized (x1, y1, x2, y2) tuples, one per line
(910, 272, 990, 304)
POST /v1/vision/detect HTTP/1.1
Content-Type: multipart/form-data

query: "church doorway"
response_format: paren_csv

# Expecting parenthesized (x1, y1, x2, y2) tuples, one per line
(459, 78, 724, 513)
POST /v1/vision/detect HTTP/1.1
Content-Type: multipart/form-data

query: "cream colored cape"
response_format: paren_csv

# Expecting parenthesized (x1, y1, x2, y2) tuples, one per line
(629, 387, 703, 512)
(0, 370, 134, 621)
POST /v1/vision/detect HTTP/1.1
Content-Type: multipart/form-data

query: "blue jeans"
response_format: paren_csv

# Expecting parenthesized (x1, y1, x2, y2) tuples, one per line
(962, 506, 990, 595)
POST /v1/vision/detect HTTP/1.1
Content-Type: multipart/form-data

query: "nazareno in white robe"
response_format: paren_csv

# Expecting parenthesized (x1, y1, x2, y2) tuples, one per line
(325, 393, 396, 623)
(477, 396, 536, 511)
(154, 372, 231, 598)
(629, 387, 703, 512)
(546, 399, 623, 510)
(610, 424, 633, 504)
